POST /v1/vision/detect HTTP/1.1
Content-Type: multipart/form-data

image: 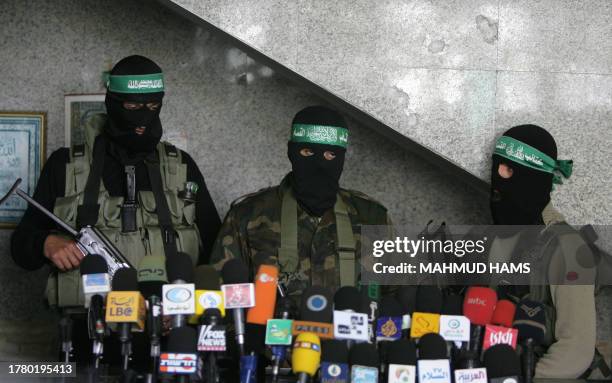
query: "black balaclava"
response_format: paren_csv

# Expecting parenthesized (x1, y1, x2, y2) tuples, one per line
(490, 125, 557, 225)
(288, 106, 348, 217)
(105, 55, 165, 156)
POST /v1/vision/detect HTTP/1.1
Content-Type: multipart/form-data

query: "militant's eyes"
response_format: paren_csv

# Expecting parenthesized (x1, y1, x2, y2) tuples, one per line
(299, 148, 315, 157)
(323, 151, 336, 161)
(122, 101, 144, 110)
(146, 102, 161, 111)
(498, 163, 514, 179)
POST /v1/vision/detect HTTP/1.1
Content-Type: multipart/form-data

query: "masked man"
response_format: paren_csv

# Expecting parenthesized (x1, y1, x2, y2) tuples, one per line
(210, 106, 392, 299)
(489, 124, 599, 378)
(10, 55, 221, 361)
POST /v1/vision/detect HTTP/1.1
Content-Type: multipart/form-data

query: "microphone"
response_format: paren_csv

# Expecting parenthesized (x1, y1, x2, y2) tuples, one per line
(221, 258, 254, 355)
(191, 265, 225, 324)
(293, 286, 334, 339)
(491, 300, 516, 328)
(386, 339, 417, 383)
(198, 308, 226, 383)
(439, 294, 470, 351)
(266, 297, 293, 383)
(483, 299, 518, 352)
(376, 296, 403, 342)
(349, 343, 379, 383)
(164, 253, 195, 329)
(513, 300, 546, 383)
(462, 287, 497, 355)
(320, 339, 349, 383)
(410, 286, 442, 339)
(160, 326, 198, 382)
(418, 333, 451, 383)
(292, 332, 322, 383)
(247, 264, 278, 325)
(106, 268, 146, 371)
(483, 344, 522, 383)
(396, 286, 417, 337)
(454, 349, 488, 383)
(137, 255, 168, 383)
(80, 254, 110, 369)
(333, 287, 369, 343)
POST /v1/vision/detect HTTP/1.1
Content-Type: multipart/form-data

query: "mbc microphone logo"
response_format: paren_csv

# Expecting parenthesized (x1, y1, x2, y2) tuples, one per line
(466, 297, 486, 306)
(482, 325, 518, 350)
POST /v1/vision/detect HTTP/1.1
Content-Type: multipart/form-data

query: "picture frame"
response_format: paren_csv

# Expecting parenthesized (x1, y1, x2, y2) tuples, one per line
(64, 93, 106, 147)
(0, 112, 46, 228)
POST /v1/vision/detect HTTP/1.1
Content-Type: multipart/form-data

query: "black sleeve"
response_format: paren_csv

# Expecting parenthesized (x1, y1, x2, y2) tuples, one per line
(10, 148, 69, 270)
(182, 151, 221, 265)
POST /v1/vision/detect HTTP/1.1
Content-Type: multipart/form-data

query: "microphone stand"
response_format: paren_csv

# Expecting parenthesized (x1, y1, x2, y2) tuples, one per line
(59, 315, 73, 363)
(523, 339, 535, 383)
(146, 296, 162, 383)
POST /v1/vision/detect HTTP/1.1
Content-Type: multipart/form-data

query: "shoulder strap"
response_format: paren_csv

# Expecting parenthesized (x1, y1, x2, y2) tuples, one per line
(145, 152, 179, 259)
(75, 135, 106, 228)
(335, 195, 356, 287)
(279, 188, 357, 287)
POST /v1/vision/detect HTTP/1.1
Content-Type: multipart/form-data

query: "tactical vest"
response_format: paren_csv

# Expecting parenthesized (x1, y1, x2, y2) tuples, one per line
(278, 188, 357, 287)
(45, 114, 201, 308)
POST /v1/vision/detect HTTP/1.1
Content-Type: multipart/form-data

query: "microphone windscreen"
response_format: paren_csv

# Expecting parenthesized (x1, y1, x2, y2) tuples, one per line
(396, 286, 417, 315)
(80, 254, 108, 275)
(462, 286, 497, 326)
(349, 343, 379, 367)
(415, 286, 443, 313)
(300, 286, 333, 323)
(194, 265, 220, 290)
(112, 268, 138, 291)
(483, 344, 521, 378)
(378, 296, 403, 317)
(321, 339, 349, 363)
(491, 299, 516, 328)
(166, 252, 194, 283)
(221, 258, 249, 284)
(202, 308, 222, 321)
(418, 333, 448, 360)
(292, 332, 321, 376)
(276, 296, 294, 318)
(139, 281, 163, 300)
(244, 323, 267, 354)
(247, 264, 278, 325)
(137, 255, 167, 298)
(513, 299, 546, 344)
(167, 326, 197, 353)
(387, 339, 417, 365)
(334, 286, 362, 312)
(441, 293, 463, 315)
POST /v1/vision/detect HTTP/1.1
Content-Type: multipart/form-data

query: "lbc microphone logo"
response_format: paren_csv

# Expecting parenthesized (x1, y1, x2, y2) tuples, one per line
(159, 353, 197, 374)
(482, 325, 518, 350)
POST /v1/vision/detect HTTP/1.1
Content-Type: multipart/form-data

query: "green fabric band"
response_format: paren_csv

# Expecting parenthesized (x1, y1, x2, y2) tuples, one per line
(494, 136, 573, 185)
(291, 124, 349, 148)
(106, 73, 165, 93)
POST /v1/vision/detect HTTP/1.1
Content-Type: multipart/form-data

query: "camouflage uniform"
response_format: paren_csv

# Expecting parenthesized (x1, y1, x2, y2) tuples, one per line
(209, 174, 392, 299)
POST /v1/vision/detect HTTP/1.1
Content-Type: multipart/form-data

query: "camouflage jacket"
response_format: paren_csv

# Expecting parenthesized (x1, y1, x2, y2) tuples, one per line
(210, 174, 392, 298)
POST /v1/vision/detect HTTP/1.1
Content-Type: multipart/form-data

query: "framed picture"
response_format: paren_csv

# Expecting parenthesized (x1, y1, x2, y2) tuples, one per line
(0, 112, 46, 228)
(64, 94, 106, 146)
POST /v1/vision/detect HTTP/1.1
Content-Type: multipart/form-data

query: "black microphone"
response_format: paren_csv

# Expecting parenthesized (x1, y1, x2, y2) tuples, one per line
(166, 253, 195, 329)
(163, 326, 198, 383)
(418, 333, 451, 383)
(334, 287, 369, 345)
(411, 286, 443, 340)
(221, 258, 251, 355)
(484, 344, 522, 383)
(112, 268, 139, 372)
(386, 339, 417, 383)
(320, 339, 349, 383)
(80, 254, 110, 369)
(294, 286, 334, 339)
(137, 255, 167, 383)
(349, 343, 379, 383)
(395, 286, 417, 337)
(513, 300, 546, 383)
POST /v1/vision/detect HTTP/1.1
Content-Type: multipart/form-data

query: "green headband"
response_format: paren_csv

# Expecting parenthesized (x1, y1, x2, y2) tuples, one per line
(494, 136, 573, 185)
(106, 73, 165, 94)
(290, 124, 349, 148)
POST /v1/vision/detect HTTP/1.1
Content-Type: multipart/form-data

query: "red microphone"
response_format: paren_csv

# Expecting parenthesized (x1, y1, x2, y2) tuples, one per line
(491, 300, 516, 328)
(463, 287, 497, 355)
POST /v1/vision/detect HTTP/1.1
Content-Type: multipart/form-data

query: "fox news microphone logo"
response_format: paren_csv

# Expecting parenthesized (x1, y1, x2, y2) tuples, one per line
(482, 325, 518, 350)
(221, 283, 255, 309)
(454, 368, 488, 383)
(321, 361, 349, 383)
(159, 353, 197, 374)
(163, 284, 195, 315)
(197, 325, 226, 351)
